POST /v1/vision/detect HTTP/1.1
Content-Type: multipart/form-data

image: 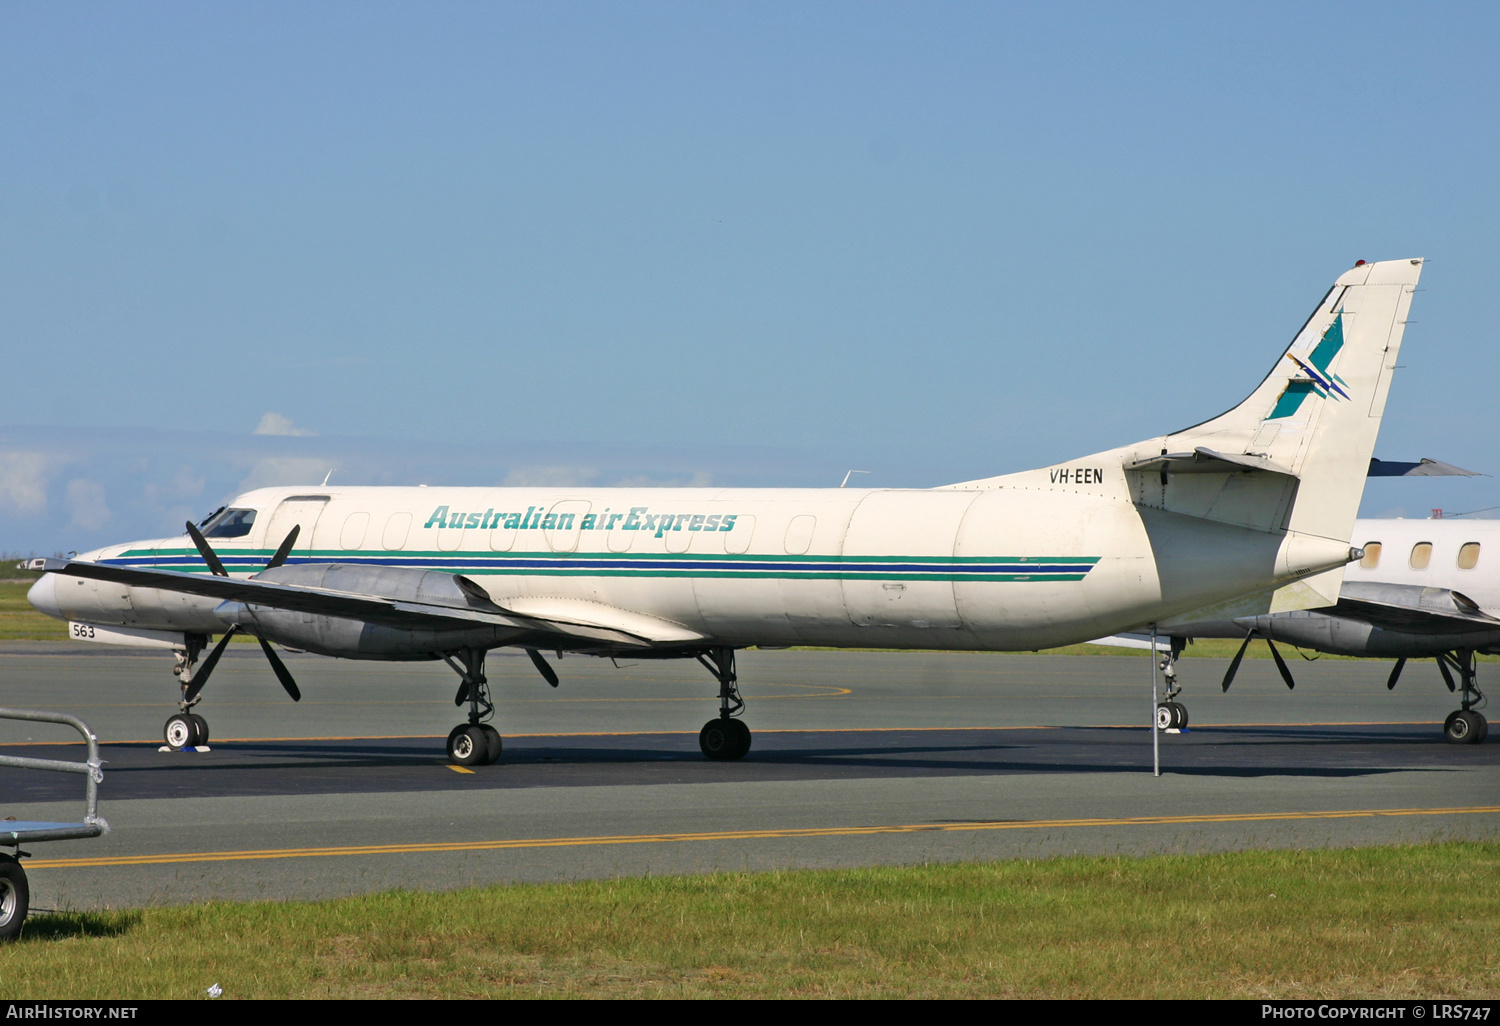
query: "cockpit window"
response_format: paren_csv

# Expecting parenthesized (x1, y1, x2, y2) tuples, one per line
(201, 508, 257, 539)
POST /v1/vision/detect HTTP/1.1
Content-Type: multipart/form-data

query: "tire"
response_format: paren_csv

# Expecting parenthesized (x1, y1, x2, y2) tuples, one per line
(1173, 702, 1189, 729)
(447, 725, 490, 766)
(1445, 710, 1480, 744)
(1475, 714, 1489, 744)
(699, 719, 737, 760)
(0, 855, 29, 941)
(729, 718, 752, 758)
(164, 714, 196, 749)
(188, 714, 210, 746)
(479, 725, 503, 765)
(1155, 704, 1175, 731)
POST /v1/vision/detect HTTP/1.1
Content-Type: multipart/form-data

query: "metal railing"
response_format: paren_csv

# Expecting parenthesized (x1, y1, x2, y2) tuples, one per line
(0, 708, 109, 845)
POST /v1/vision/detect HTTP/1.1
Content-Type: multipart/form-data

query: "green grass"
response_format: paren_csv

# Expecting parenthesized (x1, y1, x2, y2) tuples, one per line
(0, 577, 68, 642)
(3, 844, 1497, 998)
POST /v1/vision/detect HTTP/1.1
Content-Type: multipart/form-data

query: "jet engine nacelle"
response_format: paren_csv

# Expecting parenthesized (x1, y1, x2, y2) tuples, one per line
(215, 563, 517, 660)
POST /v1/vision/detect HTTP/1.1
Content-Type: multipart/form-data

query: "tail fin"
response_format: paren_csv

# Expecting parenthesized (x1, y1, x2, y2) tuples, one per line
(953, 257, 1423, 601)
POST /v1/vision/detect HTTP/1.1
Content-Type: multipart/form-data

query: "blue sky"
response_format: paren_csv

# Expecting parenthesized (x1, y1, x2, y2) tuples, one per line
(3, 2, 1498, 554)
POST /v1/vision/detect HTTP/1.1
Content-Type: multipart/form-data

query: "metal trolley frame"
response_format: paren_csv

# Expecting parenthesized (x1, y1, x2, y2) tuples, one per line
(0, 707, 109, 939)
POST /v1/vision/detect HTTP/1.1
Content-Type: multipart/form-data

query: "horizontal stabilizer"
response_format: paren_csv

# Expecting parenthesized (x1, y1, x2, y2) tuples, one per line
(1367, 458, 1483, 478)
(1124, 447, 1294, 476)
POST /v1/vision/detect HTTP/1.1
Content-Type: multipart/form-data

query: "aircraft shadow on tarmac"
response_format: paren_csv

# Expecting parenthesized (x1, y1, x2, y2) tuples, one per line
(3, 725, 1487, 803)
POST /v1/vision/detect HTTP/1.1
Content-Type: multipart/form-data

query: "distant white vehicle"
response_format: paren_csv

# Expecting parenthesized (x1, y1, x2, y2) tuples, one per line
(25, 259, 1428, 762)
(1159, 516, 1497, 745)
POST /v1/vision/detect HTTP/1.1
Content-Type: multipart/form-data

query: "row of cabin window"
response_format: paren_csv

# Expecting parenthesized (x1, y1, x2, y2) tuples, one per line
(1358, 541, 1481, 571)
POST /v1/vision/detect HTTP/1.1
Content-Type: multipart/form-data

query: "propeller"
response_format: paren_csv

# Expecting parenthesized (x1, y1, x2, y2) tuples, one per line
(1221, 632, 1254, 692)
(1265, 637, 1296, 690)
(1436, 654, 1458, 693)
(1219, 631, 1296, 691)
(1386, 657, 1407, 691)
(527, 648, 560, 688)
(181, 520, 303, 703)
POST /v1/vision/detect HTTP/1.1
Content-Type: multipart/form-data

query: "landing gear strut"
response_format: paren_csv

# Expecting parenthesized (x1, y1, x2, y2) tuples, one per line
(697, 647, 750, 760)
(166, 633, 211, 747)
(443, 648, 502, 766)
(1437, 650, 1489, 745)
(1154, 637, 1189, 731)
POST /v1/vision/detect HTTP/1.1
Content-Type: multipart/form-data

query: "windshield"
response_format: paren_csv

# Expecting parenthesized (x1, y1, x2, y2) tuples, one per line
(200, 508, 257, 539)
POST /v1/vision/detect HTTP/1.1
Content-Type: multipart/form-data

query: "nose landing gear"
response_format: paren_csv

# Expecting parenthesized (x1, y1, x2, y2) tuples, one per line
(165, 634, 211, 748)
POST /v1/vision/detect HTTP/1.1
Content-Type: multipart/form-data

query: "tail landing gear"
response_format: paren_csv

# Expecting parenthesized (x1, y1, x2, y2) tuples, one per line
(443, 649, 502, 766)
(697, 647, 751, 760)
(1437, 651, 1488, 745)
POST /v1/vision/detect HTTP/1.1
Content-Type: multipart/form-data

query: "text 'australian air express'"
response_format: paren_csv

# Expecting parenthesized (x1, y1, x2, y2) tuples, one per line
(27, 258, 1433, 764)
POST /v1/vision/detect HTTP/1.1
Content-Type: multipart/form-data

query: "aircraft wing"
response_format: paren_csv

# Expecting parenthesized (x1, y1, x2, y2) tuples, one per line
(35, 558, 677, 649)
(1325, 580, 1500, 635)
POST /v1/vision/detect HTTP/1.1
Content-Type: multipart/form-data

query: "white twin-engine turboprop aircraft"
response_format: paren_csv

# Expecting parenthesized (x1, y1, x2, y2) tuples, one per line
(26, 258, 1423, 765)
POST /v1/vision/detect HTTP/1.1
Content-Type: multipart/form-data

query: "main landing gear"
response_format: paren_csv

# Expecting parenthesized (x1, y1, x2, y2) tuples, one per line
(443, 648, 502, 766)
(1154, 637, 1189, 731)
(1435, 651, 1489, 745)
(697, 647, 751, 760)
(166, 633, 211, 747)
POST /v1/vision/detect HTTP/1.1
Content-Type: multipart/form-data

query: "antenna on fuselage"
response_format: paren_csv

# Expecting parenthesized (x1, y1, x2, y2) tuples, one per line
(839, 470, 870, 488)
(321, 469, 336, 486)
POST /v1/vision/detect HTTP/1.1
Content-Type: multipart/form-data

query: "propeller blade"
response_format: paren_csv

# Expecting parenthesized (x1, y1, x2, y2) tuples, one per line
(185, 521, 229, 577)
(183, 626, 239, 702)
(256, 636, 301, 702)
(1221, 633, 1254, 692)
(265, 525, 301, 570)
(1386, 658, 1407, 691)
(527, 648, 560, 687)
(1436, 655, 1457, 693)
(454, 680, 471, 706)
(1266, 639, 1296, 690)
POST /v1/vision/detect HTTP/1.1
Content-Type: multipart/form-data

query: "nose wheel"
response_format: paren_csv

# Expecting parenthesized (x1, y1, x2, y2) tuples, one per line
(163, 713, 210, 748)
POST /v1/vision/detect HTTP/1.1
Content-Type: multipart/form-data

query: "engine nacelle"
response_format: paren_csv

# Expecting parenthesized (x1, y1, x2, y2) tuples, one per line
(215, 564, 518, 660)
(1240, 610, 1500, 658)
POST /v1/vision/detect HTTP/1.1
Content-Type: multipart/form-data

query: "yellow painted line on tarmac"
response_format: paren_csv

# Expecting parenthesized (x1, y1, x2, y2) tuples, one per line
(24, 805, 1500, 871)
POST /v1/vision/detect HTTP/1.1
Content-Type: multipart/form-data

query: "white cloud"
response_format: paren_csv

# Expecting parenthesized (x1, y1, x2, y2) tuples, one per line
(253, 413, 317, 437)
(0, 453, 54, 515)
(65, 478, 112, 531)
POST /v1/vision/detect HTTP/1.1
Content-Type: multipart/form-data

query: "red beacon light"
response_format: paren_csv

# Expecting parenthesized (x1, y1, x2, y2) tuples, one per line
(1354, 259, 1367, 266)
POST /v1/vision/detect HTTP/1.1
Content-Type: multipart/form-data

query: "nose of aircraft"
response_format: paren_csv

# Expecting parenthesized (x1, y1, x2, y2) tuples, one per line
(27, 572, 63, 620)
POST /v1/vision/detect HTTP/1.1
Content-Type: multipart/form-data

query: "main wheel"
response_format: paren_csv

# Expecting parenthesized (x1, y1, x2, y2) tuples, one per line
(0, 855, 29, 941)
(164, 714, 198, 748)
(1155, 704, 1175, 730)
(1445, 710, 1485, 745)
(479, 724, 503, 765)
(187, 714, 210, 745)
(728, 718, 752, 758)
(699, 718, 746, 760)
(1172, 702, 1189, 729)
(447, 724, 490, 766)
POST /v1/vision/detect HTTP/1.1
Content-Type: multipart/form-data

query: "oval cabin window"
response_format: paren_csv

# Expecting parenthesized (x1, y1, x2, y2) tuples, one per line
(1359, 542, 1381, 569)
(1458, 542, 1481, 570)
(1409, 542, 1433, 570)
